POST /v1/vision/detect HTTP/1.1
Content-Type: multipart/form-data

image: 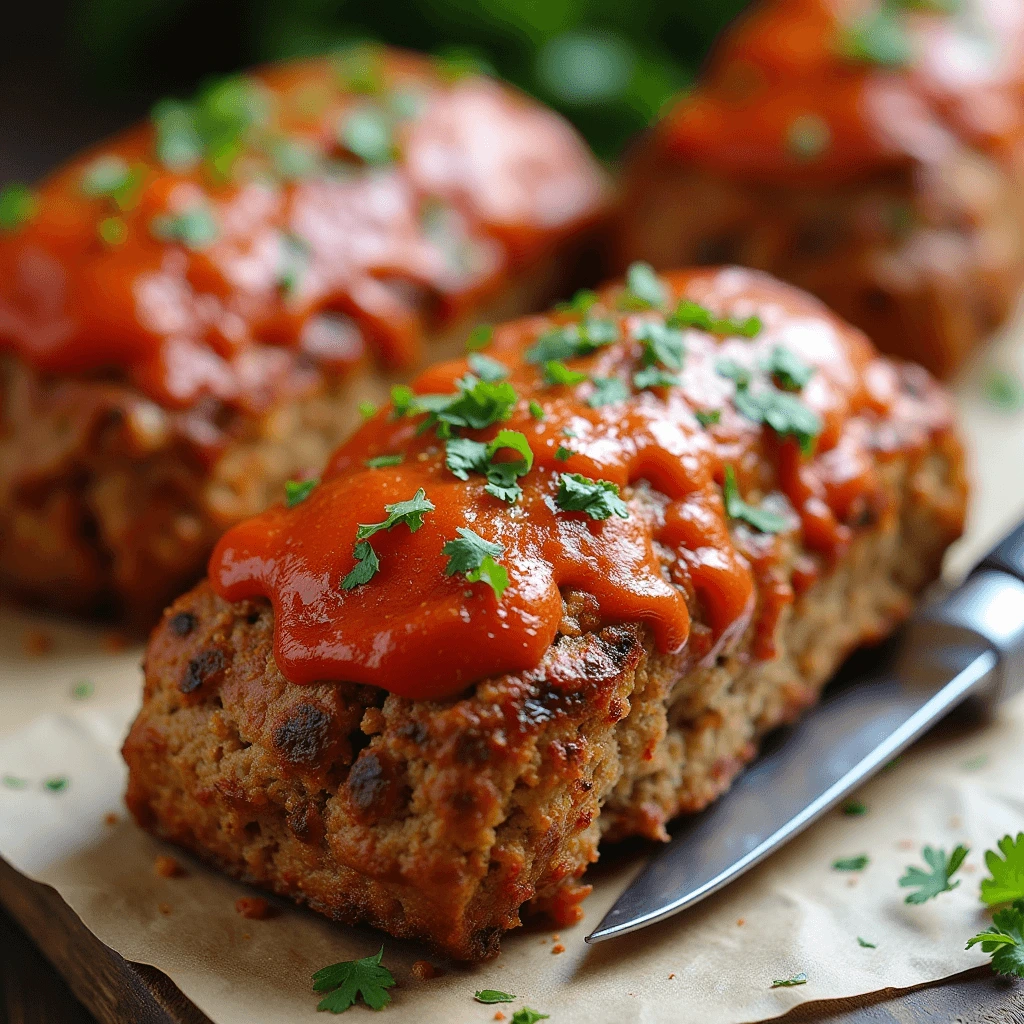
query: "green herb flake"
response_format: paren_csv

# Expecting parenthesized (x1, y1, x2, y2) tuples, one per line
(0, 184, 37, 233)
(980, 834, 1024, 906)
(771, 973, 807, 988)
(899, 844, 968, 903)
(442, 527, 509, 599)
(390, 384, 416, 418)
(340, 104, 395, 166)
(340, 540, 381, 590)
(544, 360, 589, 387)
(402, 376, 518, 435)
(857, 937, 877, 948)
(529, 400, 546, 420)
(588, 376, 630, 408)
(635, 321, 686, 371)
(669, 298, 762, 338)
(43, 776, 69, 793)
(334, 43, 385, 95)
(468, 352, 509, 382)
(735, 388, 823, 456)
(2, 775, 28, 790)
(312, 946, 396, 1013)
(356, 488, 435, 541)
(482, 429, 535, 503)
(365, 454, 403, 468)
(984, 370, 1024, 412)
(98, 217, 129, 246)
(842, 800, 867, 816)
(359, 401, 378, 419)
(619, 261, 667, 310)
(511, 1010, 550, 1024)
(966, 899, 1024, 979)
(285, 478, 318, 508)
(832, 854, 870, 872)
(723, 465, 789, 534)
(765, 346, 815, 391)
(277, 232, 310, 298)
(466, 323, 494, 351)
(71, 681, 94, 700)
(556, 473, 629, 521)
(81, 155, 132, 199)
(151, 99, 204, 171)
(634, 366, 680, 390)
(716, 358, 752, 389)
(786, 114, 832, 160)
(555, 288, 599, 316)
(839, 10, 914, 68)
(695, 408, 721, 428)
(526, 319, 618, 364)
(962, 754, 989, 772)
(151, 206, 219, 250)
(474, 990, 516, 1004)
(555, 445, 573, 461)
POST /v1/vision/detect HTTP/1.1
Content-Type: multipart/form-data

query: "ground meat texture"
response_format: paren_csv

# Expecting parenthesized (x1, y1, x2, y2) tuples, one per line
(122, 409, 965, 959)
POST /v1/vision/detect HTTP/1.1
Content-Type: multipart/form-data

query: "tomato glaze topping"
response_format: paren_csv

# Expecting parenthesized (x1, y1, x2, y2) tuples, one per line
(0, 50, 605, 413)
(209, 266, 956, 700)
(661, 0, 1024, 184)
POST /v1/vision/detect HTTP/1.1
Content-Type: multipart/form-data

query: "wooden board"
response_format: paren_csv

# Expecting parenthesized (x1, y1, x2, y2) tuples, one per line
(2, 854, 1022, 1024)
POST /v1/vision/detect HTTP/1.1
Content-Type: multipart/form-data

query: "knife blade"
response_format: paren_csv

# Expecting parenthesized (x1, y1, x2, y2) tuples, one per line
(585, 521, 1024, 944)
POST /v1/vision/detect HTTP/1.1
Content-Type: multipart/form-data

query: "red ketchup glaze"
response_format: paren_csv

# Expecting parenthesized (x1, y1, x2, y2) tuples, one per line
(0, 52, 605, 414)
(661, 0, 1024, 184)
(210, 267, 956, 701)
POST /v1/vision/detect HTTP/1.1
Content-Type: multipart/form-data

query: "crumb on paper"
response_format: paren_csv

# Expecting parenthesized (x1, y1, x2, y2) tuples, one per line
(669, 973, 676, 980)
(23, 629, 52, 656)
(154, 855, 184, 878)
(964, 863, 977, 873)
(410, 960, 441, 981)
(737, 918, 745, 926)
(949, 816, 962, 829)
(551, 943, 565, 955)
(242, 932, 251, 940)
(235, 896, 272, 919)
(102, 631, 129, 653)
(551, 933, 560, 941)
(494, 1014, 506, 1021)
(103, 812, 119, 826)
(847, 877, 858, 887)
(158, 902, 172, 915)
(898, 839, 914, 851)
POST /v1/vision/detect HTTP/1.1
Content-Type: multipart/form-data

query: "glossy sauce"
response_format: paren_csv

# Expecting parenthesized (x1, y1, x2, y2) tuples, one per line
(0, 52, 605, 413)
(662, 0, 1024, 184)
(210, 267, 956, 700)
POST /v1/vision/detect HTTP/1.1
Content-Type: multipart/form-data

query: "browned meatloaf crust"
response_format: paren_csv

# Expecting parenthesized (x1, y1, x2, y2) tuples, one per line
(123, 387, 965, 960)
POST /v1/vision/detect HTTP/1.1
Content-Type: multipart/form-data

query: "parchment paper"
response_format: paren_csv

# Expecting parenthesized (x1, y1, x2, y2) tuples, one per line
(3, 308, 1024, 1023)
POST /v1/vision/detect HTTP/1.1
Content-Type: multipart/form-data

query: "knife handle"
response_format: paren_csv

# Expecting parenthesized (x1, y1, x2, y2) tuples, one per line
(974, 518, 1024, 585)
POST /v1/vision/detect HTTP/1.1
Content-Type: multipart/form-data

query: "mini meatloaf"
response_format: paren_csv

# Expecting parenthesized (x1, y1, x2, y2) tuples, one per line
(123, 266, 966, 960)
(615, 0, 1024, 378)
(0, 47, 606, 624)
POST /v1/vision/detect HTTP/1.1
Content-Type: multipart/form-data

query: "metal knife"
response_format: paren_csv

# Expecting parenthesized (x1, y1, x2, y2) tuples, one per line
(586, 520, 1024, 944)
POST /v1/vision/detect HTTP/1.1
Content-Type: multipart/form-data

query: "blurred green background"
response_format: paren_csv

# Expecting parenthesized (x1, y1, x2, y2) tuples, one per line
(70, 0, 751, 160)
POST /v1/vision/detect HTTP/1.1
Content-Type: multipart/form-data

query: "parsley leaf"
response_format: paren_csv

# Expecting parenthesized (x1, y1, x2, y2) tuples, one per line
(98, 217, 129, 246)
(151, 99, 205, 171)
(365, 454, 403, 468)
(529, 400, 546, 420)
(966, 900, 1024, 979)
(669, 298, 762, 337)
(468, 352, 509, 382)
(588, 376, 630, 408)
(734, 388, 822, 455)
(151, 206, 219, 250)
(899, 844, 969, 903)
(715, 358, 752, 389)
(832, 854, 869, 872)
(340, 541, 381, 590)
(787, 114, 831, 160)
(555, 444, 573, 461)
(525, 318, 618, 364)
(466, 324, 493, 351)
(980, 834, 1024, 906)
(840, 10, 913, 68)
(403, 375, 518, 435)
(635, 321, 686, 371)
(445, 431, 534, 503)
(765, 346, 815, 391)
(285, 478, 318, 507)
(985, 370, 1024, 412)
(72, 680, 94, 700)
(511, 1010, 550, 1024)
(556, 473, 629, 521)
(277, 232, 310, 298)
(2, 775, 28, 790)
(445, 437, 489, 480)
(771, 973, 807, 988)
(44, 777, 69, 793)
(555, 288, 599, 315)
(0, 184, 37, 233)
(334, 42, 385, 94)
(356, 488, 434, 540)
(544, 360, 588, 386)
(619, 261, 667, 310)
(474, 990, 516, 1004)
(80, 155, 132, 199)
(842, 800, 867, 816)
(359, 401, 378, 419)
(340, 104, 395, 166)
(857, 937, 877, 948)
(695, 408, 721, 427)
(442, 528, 509, 599)
(634, 366, 680, 390)
(723, 466, 788, 534)
(312, 947, 396, 1012)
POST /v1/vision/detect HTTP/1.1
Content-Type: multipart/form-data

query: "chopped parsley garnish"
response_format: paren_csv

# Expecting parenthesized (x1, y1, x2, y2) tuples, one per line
(2, 775, 28, 790)
(734, 387, 822, 456)
(98, 217, 129, 246)
(466, 324, 493, 351)
(334, 43, 385, 95)
(445, 430, 534, 503)
(80, 155, 132, 199)
(312, 947, 396, 1013)
(151, 206, 219, 250)
(44, 777, 69, 793)
(268, 137, 321, 180)
(668, 298, 762, 338)
(359, 401, 378, 419)
(544, 360, 589, 387)
(365, 454, 403, 468)
(556, 473, 629, 521)
(341, 541, 381, 590)
(771, 973, 807, 988)
(715, 358, 752, 389)
(857, 937, 877, 948)
(151, 99, 205, 171)
(555, 288, 599, 315)
(474, 990, 516, 1004)
(842, 799, 867, 816)
(984, 369, 1024, 412)
(588, 376, 629, 408)
(765, 346, 815, 391)
(695, 409, 720, 427)
(467, 352, 509, 382)
(525, 318, 618, 364)
(832, 854, 869, 872)
(0, 184, 36, 233)
(398, 375, 518, 436)
(980, 834, 1024, 906)
(529, 400, 546, 420)
(356, 488, 434, 540)
(635, 321, 686, 371)
(390, 384, 415, 417)
(634, 366, 680, 390)
(340, 104, 395, 166)
(619, 261, 667, 310)
(899, 844, 968, 903)
(442, 527, 509, 599)
(285, 478, 318, 507)
(71, 681, 94, 700)
(277, 232, 310, 298)
(966, 900, 1024, 979)
(511, 1010, 550, 1024)
(723, 465, 788, 534)
(840, 10, 913, 68)
(555, 444, 573, 461)
(786, 114, 831, 160)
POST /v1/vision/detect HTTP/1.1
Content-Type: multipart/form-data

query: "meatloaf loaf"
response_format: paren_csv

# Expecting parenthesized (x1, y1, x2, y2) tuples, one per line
(123, 265, 966, 960)
(615, 0, 1024, 378)
(0, 47, 606, 625)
